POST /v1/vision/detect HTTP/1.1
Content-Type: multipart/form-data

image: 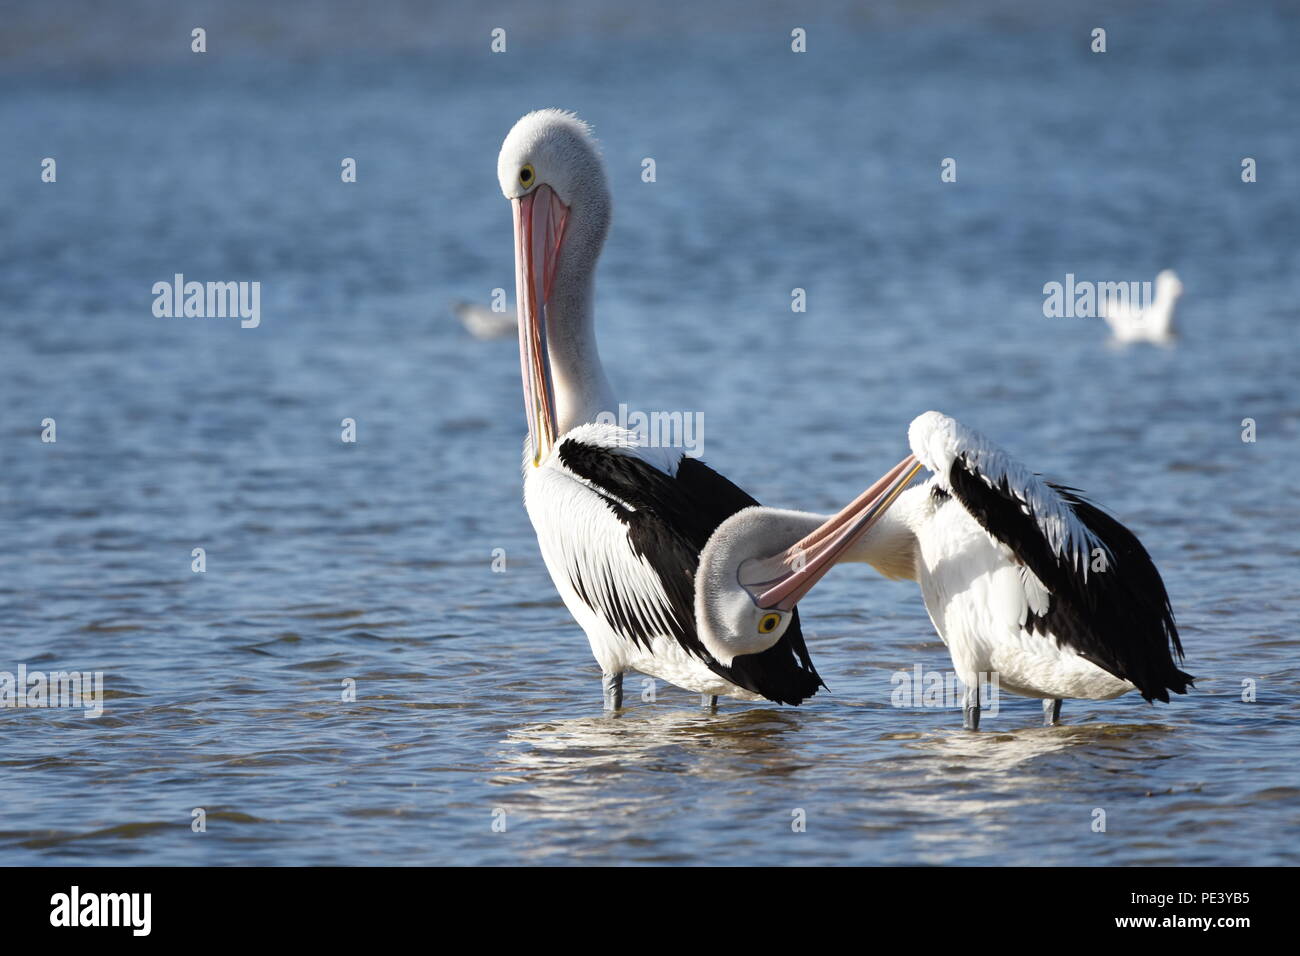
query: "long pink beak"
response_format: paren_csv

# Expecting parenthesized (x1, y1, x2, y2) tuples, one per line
(739, 455, 924, 611)
(512, 184, 569, 465)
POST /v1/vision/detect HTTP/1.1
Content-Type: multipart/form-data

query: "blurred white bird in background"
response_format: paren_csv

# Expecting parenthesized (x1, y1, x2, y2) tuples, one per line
(452, 299, 518, 340)
(1101, 269, 1182, 346)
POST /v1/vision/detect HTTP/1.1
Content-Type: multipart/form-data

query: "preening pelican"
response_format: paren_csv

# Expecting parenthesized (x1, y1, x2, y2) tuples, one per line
(696, 411, 1193, 729)
(499, 109, 915, 710)
(1101, 269, 1182, 346)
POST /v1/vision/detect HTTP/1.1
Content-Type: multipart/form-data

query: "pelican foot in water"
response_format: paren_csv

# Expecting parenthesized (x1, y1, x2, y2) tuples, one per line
(602, 672, 623, 711)
(1043, 698, 1062, 726)
(701, 694, 718, 711)
(962, 685, 981, 731)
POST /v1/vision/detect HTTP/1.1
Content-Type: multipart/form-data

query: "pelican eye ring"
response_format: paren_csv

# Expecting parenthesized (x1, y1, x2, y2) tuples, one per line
(519, 164, 535, 187)
(758, 613, 781, 634)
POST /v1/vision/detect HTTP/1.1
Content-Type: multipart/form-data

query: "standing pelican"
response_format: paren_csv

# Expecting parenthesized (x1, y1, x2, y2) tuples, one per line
(498, 109, 915, 709)
(1101, 269, 1182, 346)
(693, 411, 1193, 729)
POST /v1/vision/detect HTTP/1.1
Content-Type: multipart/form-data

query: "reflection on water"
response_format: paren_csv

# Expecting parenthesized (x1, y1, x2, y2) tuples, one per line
(482, 703, 1234, 866)
(499, 708, 811, 782)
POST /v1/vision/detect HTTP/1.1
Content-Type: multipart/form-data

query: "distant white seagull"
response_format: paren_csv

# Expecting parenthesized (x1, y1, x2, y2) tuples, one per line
(1101, 269, 1182, 346)
(452, 299, 517, 340)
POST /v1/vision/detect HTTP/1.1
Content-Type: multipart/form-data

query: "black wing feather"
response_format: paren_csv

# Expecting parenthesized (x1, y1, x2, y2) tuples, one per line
(948, 460, 1192, 703)
(558, 441, 824, 705)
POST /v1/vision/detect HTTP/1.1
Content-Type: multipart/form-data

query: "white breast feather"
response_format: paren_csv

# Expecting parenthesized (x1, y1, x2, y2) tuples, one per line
(522, 424, 724, 687)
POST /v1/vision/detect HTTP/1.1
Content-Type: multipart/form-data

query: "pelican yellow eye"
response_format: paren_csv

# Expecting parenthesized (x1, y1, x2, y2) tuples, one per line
(757, 613, 781, 634)
(519, 164, 535, 187)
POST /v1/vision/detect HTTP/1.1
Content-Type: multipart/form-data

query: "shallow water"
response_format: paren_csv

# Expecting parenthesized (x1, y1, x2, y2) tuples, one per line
(1, 0, 1298, 865)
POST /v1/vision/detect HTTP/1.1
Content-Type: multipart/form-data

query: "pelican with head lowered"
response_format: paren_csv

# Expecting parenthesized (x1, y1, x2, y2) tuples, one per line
(696, 411, 1193, 729)
(499, 108, 920, 710)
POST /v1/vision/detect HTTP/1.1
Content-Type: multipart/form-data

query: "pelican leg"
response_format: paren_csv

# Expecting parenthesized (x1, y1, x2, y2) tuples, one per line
(1043, 698, 1062, 726)
(702, 694, 718, 711)
(962, 683, 981, 731)
(602, 672, 623, 711)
